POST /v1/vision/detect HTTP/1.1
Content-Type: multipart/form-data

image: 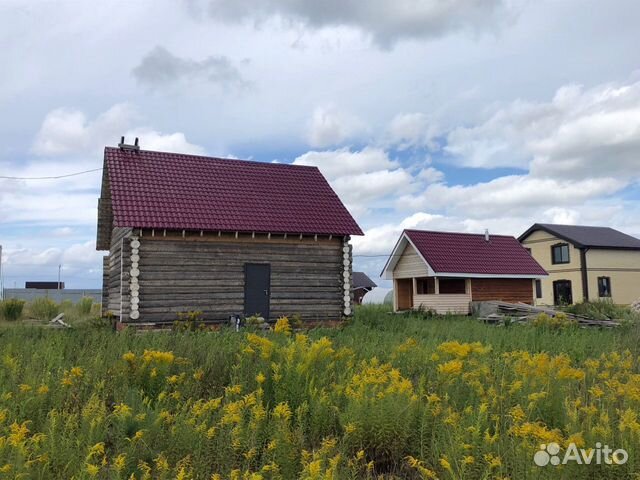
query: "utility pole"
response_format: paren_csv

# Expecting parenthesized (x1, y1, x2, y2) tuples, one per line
(58, 264, 62, 290)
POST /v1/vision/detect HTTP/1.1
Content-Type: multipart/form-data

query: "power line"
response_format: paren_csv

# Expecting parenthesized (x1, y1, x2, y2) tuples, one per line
(0, 167, 102, 180)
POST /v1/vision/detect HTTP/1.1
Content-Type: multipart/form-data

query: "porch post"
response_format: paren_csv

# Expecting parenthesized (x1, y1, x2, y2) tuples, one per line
(393, 279, 398, 312)
(434, 277, 439, 294)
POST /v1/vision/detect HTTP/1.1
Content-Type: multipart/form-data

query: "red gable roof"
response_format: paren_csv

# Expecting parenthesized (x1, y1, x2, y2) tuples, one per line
(103, 147, 363, 236)
(403, 229, 547, 276)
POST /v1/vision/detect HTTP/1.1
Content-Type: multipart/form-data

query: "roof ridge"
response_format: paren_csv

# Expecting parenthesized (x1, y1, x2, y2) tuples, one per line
(404, 228, 515, 238)
(104, 146, 320, 170)
(537, 223, 617, 230)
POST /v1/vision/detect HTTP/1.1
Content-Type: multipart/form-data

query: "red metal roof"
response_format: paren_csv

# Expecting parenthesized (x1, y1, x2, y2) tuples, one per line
(104, 147, 363, 235)
(404, 229, 547, 276)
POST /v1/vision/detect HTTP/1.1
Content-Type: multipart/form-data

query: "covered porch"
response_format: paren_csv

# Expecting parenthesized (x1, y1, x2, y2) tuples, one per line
(394, 276, 472, 314)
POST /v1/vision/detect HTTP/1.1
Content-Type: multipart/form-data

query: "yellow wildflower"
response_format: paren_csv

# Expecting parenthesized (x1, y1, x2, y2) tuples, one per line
(438, 359, 463, 376)
(142, 350, 175, 364)
(122, 352, 136, 363)
(113, 454, 127, 472)
(273, 402, 292, 421)
(113, 403, 133, 419)
(86, 463, 100, 477)
(440, 457, 453, 472)
(155, 454, 170, 472)
(274, 316, 292, 335)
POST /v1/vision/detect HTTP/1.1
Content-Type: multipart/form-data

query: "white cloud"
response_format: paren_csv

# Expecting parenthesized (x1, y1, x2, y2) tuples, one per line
(445, 79, 640, 179)
(417, 166, 444, 183)
(32, 104, 135, 156)
(541, 207, 580, 225)
(293, 147, 421, 216)
(125, 129, 206, 155)
(306, 105, 366, 148)
(293, 147, 397, 179)
(332, 169, 413, 215)
(31, 104, 205, 157)
(386, 112, 440, 150)
(399, 175, 627, 218)
(195, 0, 521, 47)
(352, 211, 462, 255)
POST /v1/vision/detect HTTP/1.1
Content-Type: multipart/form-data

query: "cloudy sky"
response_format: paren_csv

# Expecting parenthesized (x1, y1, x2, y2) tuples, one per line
(1, 0, 639, 299)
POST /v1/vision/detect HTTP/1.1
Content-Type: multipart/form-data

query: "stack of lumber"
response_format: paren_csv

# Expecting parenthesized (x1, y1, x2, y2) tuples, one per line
(475, 301, 620, 328)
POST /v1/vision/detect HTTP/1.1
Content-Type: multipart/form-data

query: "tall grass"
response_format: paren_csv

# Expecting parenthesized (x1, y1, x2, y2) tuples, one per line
(0, 305, 637, 479)
(0, 299, 25, 321)
(28, 297, 61, 320)
(564, 299, 640, 323)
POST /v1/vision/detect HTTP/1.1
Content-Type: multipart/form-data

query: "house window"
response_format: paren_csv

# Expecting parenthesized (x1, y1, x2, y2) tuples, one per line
(439, 278, 466, 294)
(416, 277, 435, 295)
(535, 279, 542, 299)
(551, 243, 570, 264)
(598, 277, 612, 297)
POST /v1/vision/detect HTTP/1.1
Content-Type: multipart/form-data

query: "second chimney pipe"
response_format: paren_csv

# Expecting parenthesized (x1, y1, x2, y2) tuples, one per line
(485, 229, 490, 242)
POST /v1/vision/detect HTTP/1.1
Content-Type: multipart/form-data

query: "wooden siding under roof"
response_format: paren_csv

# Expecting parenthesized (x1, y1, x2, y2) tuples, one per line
(392, 244, 428, 279)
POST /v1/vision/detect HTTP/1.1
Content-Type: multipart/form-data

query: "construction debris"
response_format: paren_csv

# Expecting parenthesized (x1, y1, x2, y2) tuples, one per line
(48, 313, 71, 328)
(631, 299, 640, 313)
(472, 301, 620, 328)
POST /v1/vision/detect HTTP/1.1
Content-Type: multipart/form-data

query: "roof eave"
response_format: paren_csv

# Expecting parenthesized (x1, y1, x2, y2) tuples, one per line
(433, 272, 548, 279)
(380, 230, 436, 279)
(518, 223, 586, 248)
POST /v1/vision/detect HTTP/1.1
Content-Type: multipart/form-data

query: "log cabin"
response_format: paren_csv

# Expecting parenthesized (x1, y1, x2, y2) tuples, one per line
(381, 229, 547, 314)
(96, 142, 363, 327)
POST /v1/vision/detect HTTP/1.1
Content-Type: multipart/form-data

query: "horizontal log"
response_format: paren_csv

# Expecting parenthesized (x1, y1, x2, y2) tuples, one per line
(140, 241, 341, 254)
(137, 273, 341, 282)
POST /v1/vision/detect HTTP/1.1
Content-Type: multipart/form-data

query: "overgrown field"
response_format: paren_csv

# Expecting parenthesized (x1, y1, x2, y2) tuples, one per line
(1, 305, 639, 479)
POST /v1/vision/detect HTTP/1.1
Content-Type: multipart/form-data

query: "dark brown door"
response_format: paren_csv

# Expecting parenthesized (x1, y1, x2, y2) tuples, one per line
(396, 279, 413, 310)
(553, 280, 573, 305)
(244, 264, 271, 318)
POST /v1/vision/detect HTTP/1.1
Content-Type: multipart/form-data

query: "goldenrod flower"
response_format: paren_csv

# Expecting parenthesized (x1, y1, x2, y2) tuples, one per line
(86, 463, 100, 477)
(274, 316, 292, 335)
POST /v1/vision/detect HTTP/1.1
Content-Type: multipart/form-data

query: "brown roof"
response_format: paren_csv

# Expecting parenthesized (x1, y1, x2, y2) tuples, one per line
(383, 229, 548, 278)
(519, 224, 640, 249)
(97, 147, 362, 249)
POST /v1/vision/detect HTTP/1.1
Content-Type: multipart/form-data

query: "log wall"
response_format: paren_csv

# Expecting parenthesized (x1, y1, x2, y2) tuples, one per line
(133, 231, 346, 324)
(104, 227, 132, 321)
(470, 278, 534, 304)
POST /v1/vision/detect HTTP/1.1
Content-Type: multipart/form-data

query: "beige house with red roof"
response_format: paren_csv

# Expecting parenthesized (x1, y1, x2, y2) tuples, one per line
(96, 141, 362, 327)
(382, 229, 547, 314)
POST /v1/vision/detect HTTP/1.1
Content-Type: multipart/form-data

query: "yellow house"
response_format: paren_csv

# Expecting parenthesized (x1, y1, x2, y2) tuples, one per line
(519, 224, 640, 306)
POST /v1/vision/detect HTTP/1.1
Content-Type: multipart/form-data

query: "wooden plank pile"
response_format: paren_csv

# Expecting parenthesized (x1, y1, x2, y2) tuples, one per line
(475, 301, 620, 328)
